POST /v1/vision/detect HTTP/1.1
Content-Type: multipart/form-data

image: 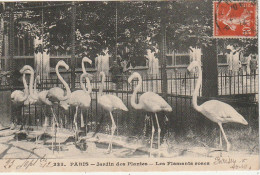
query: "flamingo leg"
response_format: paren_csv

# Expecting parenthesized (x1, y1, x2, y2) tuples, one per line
(150, 115, 155, 157)
(144, 114, 150, 136)
(50, 107, 56, 153)
(74, 106, 79, 141)
(85, 110, 88, 136)
(218, 123, 230, 151)
(155, 113, 161, 155)
(219, 128, 222, 149)
(80, 109, 85, 128)
(107, 112, 116, 153)
(43, 107, 48, 133)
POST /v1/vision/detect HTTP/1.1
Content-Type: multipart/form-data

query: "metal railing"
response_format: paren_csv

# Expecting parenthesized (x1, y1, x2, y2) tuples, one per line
(8, 72, 258, 138)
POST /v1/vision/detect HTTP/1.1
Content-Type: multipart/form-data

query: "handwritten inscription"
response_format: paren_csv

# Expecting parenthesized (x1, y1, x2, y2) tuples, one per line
(214, 156, 251, 170)
(4, 153, 53, 170)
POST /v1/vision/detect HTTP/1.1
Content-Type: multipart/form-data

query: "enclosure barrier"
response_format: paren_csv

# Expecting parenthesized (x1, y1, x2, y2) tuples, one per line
(6, 71, 258, 140)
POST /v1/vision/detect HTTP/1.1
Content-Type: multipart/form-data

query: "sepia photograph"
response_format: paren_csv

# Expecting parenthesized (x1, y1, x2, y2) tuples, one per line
(0, 0, 258, 172)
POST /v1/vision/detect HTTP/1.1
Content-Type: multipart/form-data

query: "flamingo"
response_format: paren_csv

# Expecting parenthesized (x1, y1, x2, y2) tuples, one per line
(37, 57, 92, 133)
(11, 67, 29, 104)
(70, 72, 92, 141)
(62, 58, 92, 141)
(98, 71, 128, 153)
(82, 57, 94, 79)
(60, 57, 93, 132)
(128, 72, 172, 156)
(57, 56, 93, 125)
(24, 73, 40, 106)
(187, 61, 248, 151)
(46, 60, 71, 152)
(10, 66, 30, 129)
(12, 65, 38, 129)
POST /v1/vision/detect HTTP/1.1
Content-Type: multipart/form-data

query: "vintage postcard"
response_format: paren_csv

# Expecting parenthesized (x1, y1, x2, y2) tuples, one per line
(0, 0, 258, 172)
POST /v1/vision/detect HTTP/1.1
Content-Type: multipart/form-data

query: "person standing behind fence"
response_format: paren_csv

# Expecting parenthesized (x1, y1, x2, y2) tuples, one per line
(226, 48, 233, 74)
(245, 53, 251, 75)
(232, 47, 241, 74)
(95, 48, 110, 76)
(110, 59, 123, 89)
(250, 54, 257, 78)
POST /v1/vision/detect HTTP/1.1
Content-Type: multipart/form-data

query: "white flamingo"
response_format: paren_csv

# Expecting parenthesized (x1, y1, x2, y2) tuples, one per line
(82, 57, 94, 79)
(11, 67, 30, 104)
(64, 58, 92, 140)
(13, 66, 38, 129)
(11, 66, 30, 129)
(26, 74, 53, 132)
(98, 71, 128, 153)
(46, 60, 71, 152)
(24, 72, 40, 106)
(70, 73, 92, 140)
(128, 72, 172, 156)
(58, 57, 93, 123)
(58, 57, 93, 130)
(38, 90, 52, 131)
(187, 61, 248, 151)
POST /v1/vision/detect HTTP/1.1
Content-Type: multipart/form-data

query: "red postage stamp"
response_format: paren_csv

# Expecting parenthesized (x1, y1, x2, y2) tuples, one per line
(213, 1, 257, 38)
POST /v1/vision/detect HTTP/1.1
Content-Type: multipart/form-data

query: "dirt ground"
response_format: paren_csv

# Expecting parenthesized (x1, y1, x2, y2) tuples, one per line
(0, 126, 258, 159)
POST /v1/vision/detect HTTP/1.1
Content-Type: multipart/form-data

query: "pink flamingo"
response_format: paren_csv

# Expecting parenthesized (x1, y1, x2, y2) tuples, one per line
(65, 58, 92, 140)
(98, 71, 128, 153)
(12, 65, 37, 129)
(11, 66, 30, 129)
(46, 60, 71, 152)
(187, 61, 248, 151)
(128, 72, 172, 156)
(11, 68, 29, 104)
(24, 73, 40, 106)
(82, 57, 94, 79)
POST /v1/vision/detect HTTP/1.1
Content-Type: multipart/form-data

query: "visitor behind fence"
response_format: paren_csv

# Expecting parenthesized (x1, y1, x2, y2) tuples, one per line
(250, 54, 257, 78)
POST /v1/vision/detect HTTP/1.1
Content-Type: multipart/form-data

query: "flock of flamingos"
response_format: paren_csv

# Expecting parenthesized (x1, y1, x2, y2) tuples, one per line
(10, 58, 248, 156)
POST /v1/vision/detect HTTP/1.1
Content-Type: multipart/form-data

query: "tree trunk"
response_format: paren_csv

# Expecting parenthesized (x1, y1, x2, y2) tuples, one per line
(9, 3, 15, 82)
(160, 1, 168, 99)
(70, 2, 76, 90)
(202, 39, 218, 97)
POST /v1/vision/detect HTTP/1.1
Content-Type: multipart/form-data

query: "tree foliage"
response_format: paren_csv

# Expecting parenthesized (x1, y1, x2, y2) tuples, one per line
(5, 1, 257, 67)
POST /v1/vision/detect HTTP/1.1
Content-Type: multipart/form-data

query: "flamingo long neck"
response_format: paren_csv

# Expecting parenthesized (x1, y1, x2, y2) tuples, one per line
(193, 64, 202, 112)
(21, 73, 29, 101)
(98, 73, 105, 97)
(31, 76, 39, 100)
(33, 76, 37, 93)
(131, 74, 143, 110)
(28, 71, 38, 100)
(82, 60, 87, 74)
(80, 74, 92, 94)
(56, 64, 71, 101)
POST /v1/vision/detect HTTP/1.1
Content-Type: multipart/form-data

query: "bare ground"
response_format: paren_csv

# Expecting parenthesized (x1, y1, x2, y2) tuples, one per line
(0, 125, 258, 159)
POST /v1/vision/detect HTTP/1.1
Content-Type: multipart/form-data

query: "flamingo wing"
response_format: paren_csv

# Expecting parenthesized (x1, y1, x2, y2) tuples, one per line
(11, 90, 26, 102)
(98, 95, 128, 112)
(70, 90, 91, 108)
(11, 90, 21, 100)
(140, 92, 172, 112)
(38, 90, 52, 105)
(47, 87, 65, 102)
(106, 94, 128, 111)
(200, 100, 248, 125)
